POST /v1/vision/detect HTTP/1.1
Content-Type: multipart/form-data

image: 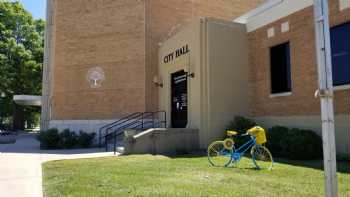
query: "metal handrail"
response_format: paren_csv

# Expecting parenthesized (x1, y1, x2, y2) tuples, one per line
(104, 111, 166, 140)
(98, 112, 142, 147)
(104, 114, 142, 136)
(101, 111, 167, 154)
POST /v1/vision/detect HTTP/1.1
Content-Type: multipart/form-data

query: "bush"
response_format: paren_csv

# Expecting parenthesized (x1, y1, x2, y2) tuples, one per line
(38, 128, 96, 149)
(38, 128, 60, 149)
(287, 128, 323, 160)
(266, 126, 290, 157)
(266, 126, 323, 160)
(226, 116, 257, 146)
(59, 129, 77, 149)
(226, 116, 257, 134)
(77, 131, 96, 148)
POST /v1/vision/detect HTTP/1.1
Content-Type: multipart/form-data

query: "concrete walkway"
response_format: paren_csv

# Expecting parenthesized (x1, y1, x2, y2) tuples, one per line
(0, 133, 116, 197)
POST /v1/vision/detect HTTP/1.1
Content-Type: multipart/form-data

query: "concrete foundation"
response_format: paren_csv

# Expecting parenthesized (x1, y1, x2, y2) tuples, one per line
(124, 128, 199, 155)
(254, 115, 350, 154)
(49, 119, 118, 134)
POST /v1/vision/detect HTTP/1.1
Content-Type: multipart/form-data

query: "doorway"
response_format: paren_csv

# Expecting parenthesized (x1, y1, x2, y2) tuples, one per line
(171, 70, 188, 128)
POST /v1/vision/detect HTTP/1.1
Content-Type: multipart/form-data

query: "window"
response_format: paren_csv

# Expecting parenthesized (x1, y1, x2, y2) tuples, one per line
(270, 42, 292, 94)
(330, 22, 350, 86)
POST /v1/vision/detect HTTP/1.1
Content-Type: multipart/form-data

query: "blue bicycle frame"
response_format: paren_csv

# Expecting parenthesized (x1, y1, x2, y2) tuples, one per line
(219, 135, 257, 164)
(231, 136, 256, 162)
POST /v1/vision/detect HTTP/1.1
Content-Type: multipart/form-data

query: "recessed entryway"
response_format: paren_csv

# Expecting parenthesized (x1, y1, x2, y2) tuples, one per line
(171, 70, 188, 128)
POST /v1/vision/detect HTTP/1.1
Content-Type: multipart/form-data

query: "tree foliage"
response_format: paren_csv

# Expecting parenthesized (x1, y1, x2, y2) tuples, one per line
(0, 1, 44, 129)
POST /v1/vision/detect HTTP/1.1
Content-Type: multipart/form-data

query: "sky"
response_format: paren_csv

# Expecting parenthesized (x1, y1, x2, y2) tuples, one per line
(13, 0, 46, 19)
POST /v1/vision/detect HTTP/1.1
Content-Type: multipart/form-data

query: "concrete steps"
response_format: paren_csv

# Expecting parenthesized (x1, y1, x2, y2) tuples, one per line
(106, 141, 125, 154)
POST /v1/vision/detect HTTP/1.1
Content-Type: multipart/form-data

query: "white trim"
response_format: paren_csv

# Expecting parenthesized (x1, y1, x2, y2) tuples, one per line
(334, 84, 350, 91)
(234, 0, 313, 32)
(340, 0, 350, 11)
(281, 21, 290, 33)
(269, 92, 292, 98)
(233, 0, 284, 24)
(13, 95, 42, 106)
(267, 27, 275, 38)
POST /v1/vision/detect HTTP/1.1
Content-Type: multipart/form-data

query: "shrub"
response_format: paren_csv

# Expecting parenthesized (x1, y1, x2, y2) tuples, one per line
(226, 116, 257, 134)
(38, 129, 96, 149)
(38, 128, 60, 149)
(226, 116, 257, 146)
(337, 154, 350, 162)
(59, 129, 77, 149)
(77, 131, 96, 148)
(287, 128, 323, 160)
(266, 126, 290, 157)
(266, 126, 323, 160)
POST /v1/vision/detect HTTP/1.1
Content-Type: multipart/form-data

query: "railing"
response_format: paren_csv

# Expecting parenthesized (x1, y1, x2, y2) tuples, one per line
(98, 112, 142, 147)
(98, 111, 167, 153)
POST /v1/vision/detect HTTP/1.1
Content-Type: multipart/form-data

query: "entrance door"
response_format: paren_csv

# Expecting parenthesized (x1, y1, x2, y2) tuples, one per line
(171, 70, 188, 128)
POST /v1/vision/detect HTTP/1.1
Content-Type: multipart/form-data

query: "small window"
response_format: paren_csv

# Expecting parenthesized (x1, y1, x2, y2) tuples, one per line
(270, 42, 292, 94)
(330, 22, 350, 86)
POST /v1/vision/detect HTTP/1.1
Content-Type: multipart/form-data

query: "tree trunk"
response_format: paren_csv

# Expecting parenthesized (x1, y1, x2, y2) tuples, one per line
(12, 102, 25, 131)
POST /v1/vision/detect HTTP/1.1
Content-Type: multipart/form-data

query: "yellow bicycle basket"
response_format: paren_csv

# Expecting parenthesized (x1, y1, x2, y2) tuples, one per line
(247, 126, 267, 145)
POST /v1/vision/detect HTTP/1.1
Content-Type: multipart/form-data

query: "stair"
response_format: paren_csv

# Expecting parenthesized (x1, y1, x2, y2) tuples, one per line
(106, 141, 125, 154)
(98, 111, 166, 154)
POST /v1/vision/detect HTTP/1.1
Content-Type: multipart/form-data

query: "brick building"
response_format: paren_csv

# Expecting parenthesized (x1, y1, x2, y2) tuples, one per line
(244, 0, 350, 153)
(42, 0, 350, 154)
(41, 0, 264, 131)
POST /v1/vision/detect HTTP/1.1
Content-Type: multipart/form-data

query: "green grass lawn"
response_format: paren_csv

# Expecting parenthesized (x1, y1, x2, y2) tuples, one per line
(42, 154, 350, 197)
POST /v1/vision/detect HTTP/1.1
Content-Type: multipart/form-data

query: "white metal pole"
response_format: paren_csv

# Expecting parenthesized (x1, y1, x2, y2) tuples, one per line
(313, 0, 338, 196)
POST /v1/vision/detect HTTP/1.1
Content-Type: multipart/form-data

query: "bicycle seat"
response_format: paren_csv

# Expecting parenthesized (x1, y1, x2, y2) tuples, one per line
(227, 130, 238, 136)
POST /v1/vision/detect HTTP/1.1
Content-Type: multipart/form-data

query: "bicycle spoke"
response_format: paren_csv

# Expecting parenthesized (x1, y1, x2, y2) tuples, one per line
(251, 145, 273, 170)
(207, 141, 233, 167)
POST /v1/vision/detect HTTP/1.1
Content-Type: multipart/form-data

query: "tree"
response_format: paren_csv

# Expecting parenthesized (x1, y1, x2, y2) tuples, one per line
(0, 1, 44, 130)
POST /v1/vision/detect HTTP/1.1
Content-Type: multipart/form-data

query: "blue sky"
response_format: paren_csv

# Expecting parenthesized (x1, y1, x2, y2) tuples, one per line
(13, 0, 46, 19)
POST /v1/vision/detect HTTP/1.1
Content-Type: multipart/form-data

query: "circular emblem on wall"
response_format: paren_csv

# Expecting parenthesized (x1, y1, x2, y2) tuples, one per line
(86, 67, 105, 88)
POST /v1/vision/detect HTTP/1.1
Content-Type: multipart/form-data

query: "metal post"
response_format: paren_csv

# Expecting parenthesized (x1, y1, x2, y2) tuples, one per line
(313, 1, 338, 196)
(113, 131, 117, 155)
(105, 135, 108, 152)
(141, 112, 144, 130)
(98, 130, 101, 148)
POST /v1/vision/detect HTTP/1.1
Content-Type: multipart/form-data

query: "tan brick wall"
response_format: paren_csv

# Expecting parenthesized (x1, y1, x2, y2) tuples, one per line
(248, 0, 350, 117)
(51, 0, 264, 120)
(52, 0, 146, 120)
(145, 0, 265, 111)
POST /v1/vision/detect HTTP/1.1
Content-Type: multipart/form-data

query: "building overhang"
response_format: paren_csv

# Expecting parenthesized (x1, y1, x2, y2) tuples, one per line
(233, 0, 313, 32)
(13, 95, 42, 107)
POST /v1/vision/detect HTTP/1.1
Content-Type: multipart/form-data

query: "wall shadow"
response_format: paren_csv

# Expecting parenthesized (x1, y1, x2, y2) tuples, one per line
(275, 158, 350, 174)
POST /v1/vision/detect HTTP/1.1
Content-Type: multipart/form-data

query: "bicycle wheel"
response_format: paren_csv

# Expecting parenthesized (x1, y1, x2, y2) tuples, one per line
(251, 145, 273, 170)
(207, 141, 233, 167)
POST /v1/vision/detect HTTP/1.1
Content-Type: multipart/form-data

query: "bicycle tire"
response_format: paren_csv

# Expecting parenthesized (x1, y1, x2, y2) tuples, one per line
(207, 141, 233, 167)
(251, 145, 274, 170)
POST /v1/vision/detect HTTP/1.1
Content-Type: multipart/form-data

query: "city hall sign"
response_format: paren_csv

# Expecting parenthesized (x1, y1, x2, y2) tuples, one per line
(163, 44, 190, 64)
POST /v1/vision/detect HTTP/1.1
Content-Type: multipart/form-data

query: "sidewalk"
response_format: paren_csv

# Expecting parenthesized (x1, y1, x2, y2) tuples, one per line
(0, 133, 116, 197)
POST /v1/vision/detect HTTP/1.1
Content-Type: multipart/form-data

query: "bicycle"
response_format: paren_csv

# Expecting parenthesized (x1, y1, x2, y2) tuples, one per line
(207, 126, 274, 170)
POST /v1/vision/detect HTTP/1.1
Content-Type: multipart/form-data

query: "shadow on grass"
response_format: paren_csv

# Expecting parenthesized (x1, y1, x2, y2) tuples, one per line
(168, 150, 207, 159)
(275, 158, 350, 174)
(165, 150, 350, 174)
